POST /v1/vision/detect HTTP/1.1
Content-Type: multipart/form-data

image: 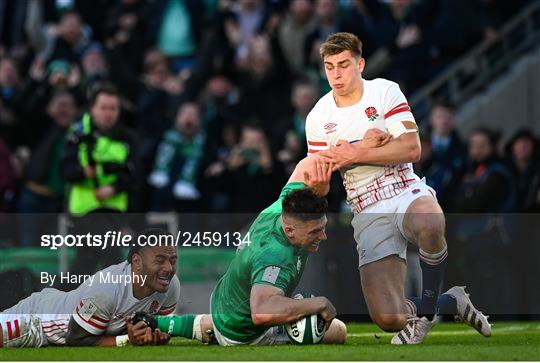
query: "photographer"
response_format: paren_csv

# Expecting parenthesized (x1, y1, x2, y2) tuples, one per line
(61, 83, 136, 278)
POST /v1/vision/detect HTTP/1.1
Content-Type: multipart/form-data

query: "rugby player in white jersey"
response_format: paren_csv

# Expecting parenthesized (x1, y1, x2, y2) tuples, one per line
(0, 229, 208, 347)
(306, 32, 491, 344)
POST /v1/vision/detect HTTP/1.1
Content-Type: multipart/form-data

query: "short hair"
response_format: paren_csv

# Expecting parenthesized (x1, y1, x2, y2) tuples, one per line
(319, 32, 363, 59)
(470, 127, 499, 147)
(431, 99, 456, 113)
(282, 188, 328, 222)
(88, 82, 119, 106)
(127, 228, 174, 264)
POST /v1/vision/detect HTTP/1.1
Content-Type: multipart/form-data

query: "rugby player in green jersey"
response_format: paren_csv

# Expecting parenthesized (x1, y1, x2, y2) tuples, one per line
(154, 156, 347, 346)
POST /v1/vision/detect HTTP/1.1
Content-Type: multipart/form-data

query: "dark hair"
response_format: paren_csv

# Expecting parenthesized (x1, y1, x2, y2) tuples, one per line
(49, 89, 76, 105)
(127, 228, 174, 264)
(470, 127, 499, 147)
(282, 188, 328, 221)
(320, 32, 363, 59)
(88, 82, 120, 106)
(431, 99, 456, 113)
(505, 129, 538, 157)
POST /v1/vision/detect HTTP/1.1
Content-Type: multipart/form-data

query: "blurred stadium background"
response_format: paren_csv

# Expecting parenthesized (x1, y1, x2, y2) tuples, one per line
(1, 0, 540, 321)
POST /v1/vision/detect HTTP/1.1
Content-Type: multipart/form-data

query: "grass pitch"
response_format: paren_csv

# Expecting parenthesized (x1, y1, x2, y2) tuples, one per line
(1, 322, 539, 361)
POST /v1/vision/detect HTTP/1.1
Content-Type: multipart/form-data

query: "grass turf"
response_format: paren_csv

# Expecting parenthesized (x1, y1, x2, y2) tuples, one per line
(1, 322, 539, 361)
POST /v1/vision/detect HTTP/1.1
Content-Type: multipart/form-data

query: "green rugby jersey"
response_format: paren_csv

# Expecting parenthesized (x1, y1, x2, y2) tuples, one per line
(211, 182, 309, 342)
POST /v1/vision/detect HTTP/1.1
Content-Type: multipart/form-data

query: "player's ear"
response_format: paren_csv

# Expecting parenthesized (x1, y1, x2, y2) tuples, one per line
(283, 224, 295, 239)
(357, 57, 365, 72)
(132, 253, 142, 272)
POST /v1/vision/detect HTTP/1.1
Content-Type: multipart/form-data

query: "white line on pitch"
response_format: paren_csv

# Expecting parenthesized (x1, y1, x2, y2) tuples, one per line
(347, 324, 540, 338)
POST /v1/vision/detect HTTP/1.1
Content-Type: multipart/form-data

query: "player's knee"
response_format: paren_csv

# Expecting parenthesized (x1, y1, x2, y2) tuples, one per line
(412, 215, 445, 248)
(372, 314, 406, 332)
(323, 319, 347, 344)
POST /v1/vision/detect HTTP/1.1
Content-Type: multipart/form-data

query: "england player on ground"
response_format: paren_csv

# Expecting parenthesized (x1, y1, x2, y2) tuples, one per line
(156, 156, 347, 346)
(306, 32, 491, 344)
(0, 230, 204, 347)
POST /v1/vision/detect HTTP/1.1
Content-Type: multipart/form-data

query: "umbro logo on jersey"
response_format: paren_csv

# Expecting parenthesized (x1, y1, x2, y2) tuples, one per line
(324, 122, 337, 134)
(365, 106, 379, 122)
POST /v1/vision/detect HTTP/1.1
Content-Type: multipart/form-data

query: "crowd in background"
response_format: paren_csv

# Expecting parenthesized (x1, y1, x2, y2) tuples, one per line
(0, 0, 539, 226)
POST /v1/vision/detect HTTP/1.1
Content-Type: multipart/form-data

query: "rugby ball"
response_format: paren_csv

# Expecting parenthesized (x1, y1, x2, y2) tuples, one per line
(284, 293, 326, 345)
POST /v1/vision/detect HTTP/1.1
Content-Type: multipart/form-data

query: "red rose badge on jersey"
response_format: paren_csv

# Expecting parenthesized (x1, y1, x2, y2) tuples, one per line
(365, 107, 379, 122)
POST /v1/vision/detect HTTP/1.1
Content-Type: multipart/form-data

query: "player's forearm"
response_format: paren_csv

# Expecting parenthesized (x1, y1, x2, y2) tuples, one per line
(251, 295, 325, 326)
(353, 134, 420, 166)
(65, 332, 117, 347)
(96, 336, 119, 347)
(66, 318, 117, 347)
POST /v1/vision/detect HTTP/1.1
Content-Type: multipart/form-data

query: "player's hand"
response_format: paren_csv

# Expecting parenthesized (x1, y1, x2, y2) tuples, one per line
(362, 128, 392, 148)
(95, 185, 115, 200)
(127, 321, 153, 346)
(305, 156, 333, 184)
(83, 166, 96, 179)
(303, 156, 333, 195)
(152, 328, 170, 345)
(317, 296, 337, 330)
(319, 140, 359, 172)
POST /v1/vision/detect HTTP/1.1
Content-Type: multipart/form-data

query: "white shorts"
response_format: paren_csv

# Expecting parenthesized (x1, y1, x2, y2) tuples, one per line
(1, 289, 70, 347)
(352, 180, 436, 267)
(212, 323, 289, 346)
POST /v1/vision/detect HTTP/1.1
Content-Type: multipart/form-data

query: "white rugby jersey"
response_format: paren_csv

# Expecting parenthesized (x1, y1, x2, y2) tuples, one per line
(306, 78, 420, 213)
(29, 262, 179, 345)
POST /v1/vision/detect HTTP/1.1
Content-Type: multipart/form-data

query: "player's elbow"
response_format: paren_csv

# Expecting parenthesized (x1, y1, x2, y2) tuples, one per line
(251, 313, 273, 326)
(408, 142, 421, 162)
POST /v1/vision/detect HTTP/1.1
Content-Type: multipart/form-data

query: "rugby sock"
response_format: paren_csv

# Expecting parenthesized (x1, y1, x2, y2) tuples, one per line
(408, 294, 457, 316)
(156, 314, 195, 338)
(418, 245, 448, 319)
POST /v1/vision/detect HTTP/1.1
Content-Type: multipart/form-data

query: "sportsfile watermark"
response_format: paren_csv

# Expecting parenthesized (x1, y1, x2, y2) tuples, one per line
(40, 230, 252, 250)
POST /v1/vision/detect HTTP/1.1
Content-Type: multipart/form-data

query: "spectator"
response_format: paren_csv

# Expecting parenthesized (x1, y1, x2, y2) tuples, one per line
(136, 49, 185, 187)
(504, 128, 540, 318)
(236, 33, 292, 137)
(505, 129, 540, 212)
(415, 101, 467, 209)
(304, 0, 344, 73)
(17, 91, 77, 246)
(17, 57, 81, 147)
(202, 122, 240, 212)
(277, 0, 317, 77)
(224, 123, 277, 213)
(148, 102, 206, 211)
(371, 0, 430, 92)
(196, 74, 242, 164)
(0, 136, 16, 212)
(41, 10, 90, 65)
(147, 0, 205, 74)
(19, 91, 77, 214)
(452, 128, 514, 213)
(61, 83, 136, 277)
(451, 128, 517, 314)
(342, 0, 381, 60)
(79, 42, 109, 94)
(275, 80, 318, 175)
(220, 0, 270, 67)
(104, 0, 149, 73)
(0, 57, 21, 147)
